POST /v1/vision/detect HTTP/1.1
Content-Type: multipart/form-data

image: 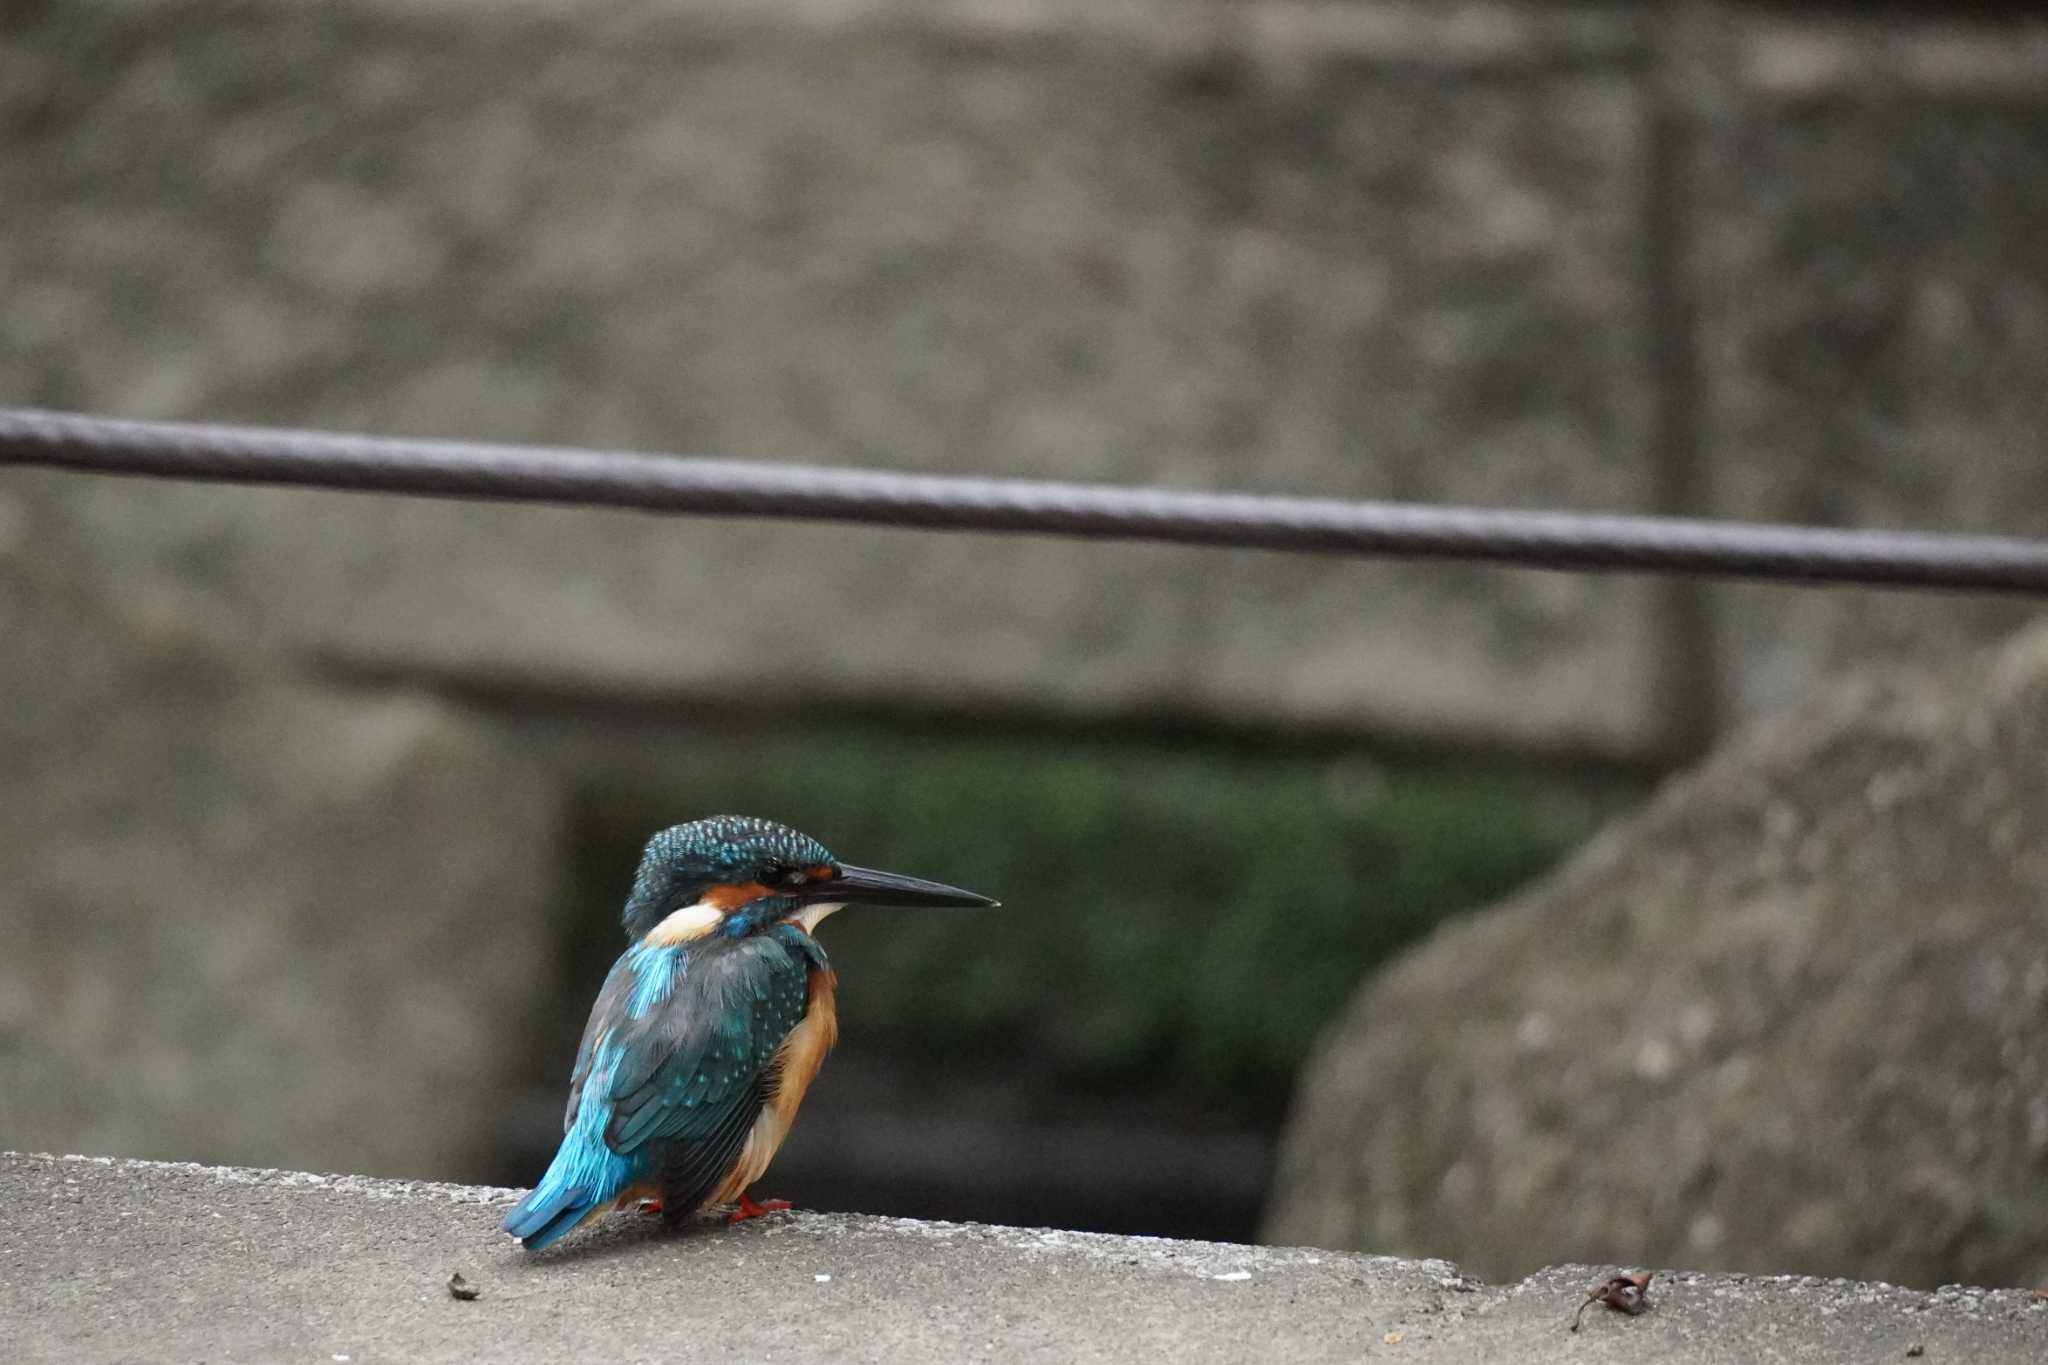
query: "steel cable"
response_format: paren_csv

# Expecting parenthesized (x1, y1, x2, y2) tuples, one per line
(5, 406, 2048, 593)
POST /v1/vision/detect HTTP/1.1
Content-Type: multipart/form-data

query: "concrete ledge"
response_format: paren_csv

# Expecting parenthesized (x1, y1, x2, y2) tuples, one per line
(4, 1154, 2044, 1362)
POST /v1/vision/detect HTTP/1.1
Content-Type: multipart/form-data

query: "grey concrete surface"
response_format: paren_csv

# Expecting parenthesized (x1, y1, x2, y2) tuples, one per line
(3, 1153, 2044, 1363)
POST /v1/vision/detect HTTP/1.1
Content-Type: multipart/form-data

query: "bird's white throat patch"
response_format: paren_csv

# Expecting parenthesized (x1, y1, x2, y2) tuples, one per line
(648, 898, 844, 943)
(790, 901, 845, 933)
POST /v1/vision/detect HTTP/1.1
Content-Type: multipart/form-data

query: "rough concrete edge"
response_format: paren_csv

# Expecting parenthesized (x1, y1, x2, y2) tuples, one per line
(85, 0, 1644, 69)
(3, 1150, 1463, 1281)
(6, 1151, 527, 1208)
(16, 1151, 2047, 1318)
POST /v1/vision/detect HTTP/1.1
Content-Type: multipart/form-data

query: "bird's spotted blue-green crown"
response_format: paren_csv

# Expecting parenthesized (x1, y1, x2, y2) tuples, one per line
(621, 816, 836, 939)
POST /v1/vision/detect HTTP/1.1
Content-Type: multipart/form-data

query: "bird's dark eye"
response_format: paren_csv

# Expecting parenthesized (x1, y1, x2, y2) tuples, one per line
(773, 867, 807, 888)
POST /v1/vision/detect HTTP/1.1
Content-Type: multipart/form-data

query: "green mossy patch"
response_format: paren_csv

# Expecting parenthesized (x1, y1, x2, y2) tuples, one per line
(564, 724, 1610, 1124)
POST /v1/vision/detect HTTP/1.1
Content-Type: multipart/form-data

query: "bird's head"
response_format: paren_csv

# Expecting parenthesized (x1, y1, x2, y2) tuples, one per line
(620, 815, 995, 945)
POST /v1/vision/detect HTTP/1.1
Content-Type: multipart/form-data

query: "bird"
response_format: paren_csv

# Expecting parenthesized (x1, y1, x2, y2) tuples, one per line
(503, 815, 995, 1251)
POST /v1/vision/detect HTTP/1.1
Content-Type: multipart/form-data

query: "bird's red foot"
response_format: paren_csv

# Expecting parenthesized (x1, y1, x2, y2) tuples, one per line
(727, 1194, 792, 1224)
(637, 1197, 664, 1215)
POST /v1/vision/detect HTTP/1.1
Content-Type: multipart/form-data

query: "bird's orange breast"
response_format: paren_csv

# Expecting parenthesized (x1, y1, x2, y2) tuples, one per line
(776, 966, 840, 1118)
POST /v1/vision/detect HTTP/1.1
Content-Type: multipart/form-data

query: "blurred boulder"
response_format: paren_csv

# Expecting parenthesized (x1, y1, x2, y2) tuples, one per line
(0, 491, 563, 1180)
(1264, 619, 2048, 1289)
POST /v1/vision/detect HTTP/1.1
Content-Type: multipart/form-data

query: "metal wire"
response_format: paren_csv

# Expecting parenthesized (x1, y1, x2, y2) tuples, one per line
(5, 405, 2048, 593)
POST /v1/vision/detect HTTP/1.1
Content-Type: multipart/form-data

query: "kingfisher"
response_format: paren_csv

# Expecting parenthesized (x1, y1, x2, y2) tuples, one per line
(503, 815, 995, 1251)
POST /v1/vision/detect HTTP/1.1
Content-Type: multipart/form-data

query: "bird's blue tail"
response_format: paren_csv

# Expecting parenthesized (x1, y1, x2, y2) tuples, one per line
(503, 1121, 640, 1251)
(502, 1180, 600, 1252)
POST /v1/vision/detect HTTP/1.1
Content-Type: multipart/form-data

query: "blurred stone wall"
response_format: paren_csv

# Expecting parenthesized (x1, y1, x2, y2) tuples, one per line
(0, 489, 565, 1179)
(2, 0, 2045, 764)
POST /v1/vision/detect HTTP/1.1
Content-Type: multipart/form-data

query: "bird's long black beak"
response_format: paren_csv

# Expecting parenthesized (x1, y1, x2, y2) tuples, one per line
(805, 864, 997, 909)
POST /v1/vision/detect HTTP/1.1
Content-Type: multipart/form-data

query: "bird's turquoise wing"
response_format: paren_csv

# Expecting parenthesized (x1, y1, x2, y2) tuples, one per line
(559, 954, 634, 1132)
(596, 933, 814, 1213)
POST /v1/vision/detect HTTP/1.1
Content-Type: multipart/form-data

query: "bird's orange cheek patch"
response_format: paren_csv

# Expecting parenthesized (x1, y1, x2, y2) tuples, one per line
(703, 881, 772, 910)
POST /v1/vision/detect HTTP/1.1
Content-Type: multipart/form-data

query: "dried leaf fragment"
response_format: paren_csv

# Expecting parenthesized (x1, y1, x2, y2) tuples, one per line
(1569, 1272, 1651, 1331)
(448, 1272, 481, 1302)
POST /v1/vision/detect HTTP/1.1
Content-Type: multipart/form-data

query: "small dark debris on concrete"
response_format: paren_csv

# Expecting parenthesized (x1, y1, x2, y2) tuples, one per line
(447, 1272, 480, 1302)
(1570, 1272, 1653, 1332)
(1905, 1346, 1925, 1358)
